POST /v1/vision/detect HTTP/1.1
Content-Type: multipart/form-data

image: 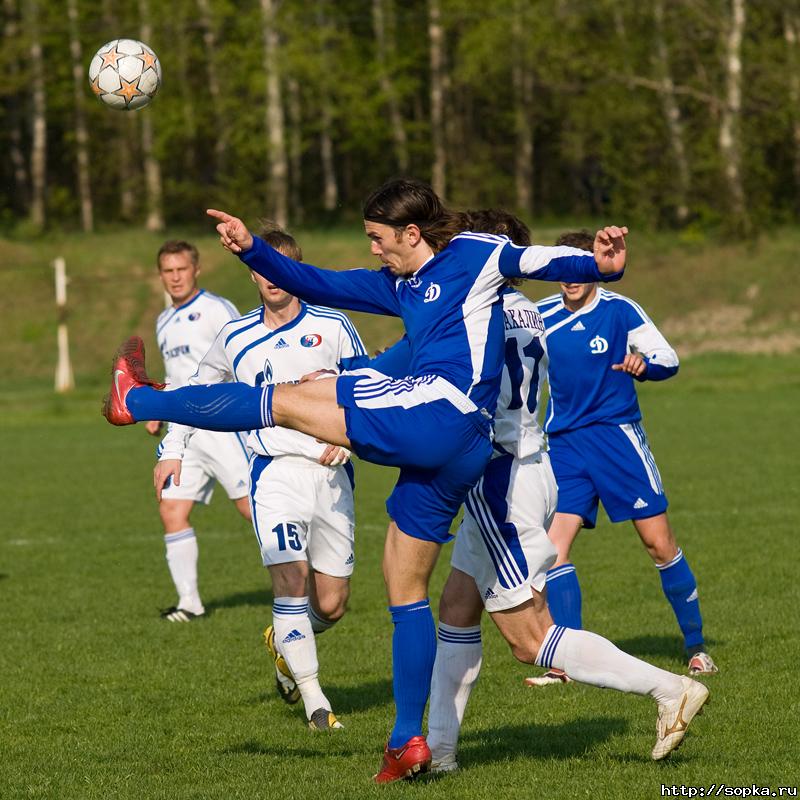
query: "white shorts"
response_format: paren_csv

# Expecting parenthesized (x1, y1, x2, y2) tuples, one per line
(452, 451, 558, 613)
(161, 429, 250, 504)
(249, 454, 355, 577)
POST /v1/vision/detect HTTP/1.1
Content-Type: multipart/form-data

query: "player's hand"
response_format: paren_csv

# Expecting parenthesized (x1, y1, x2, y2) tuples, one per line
(611, 353, 646, 376)
(154, 459, 182, 502)
(593, 226, 628, 273)
(144, 420, 163, 436)
(206, 209, 254, 254)
(318, 444, 350, 466)
(300, 369, 337, 383)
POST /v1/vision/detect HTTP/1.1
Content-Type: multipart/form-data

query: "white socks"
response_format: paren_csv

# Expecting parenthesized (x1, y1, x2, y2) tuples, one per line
(427, 623, 483, 761)
(273, 596, 331, 719)
(308, 605, 337, 634)
(537, 625, 684, 703)
(164, 528, 203, 614)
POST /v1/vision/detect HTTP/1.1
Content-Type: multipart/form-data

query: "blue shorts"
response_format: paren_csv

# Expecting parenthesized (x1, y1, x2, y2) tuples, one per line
(337, 372, 493, 543)
(548, 422, 668, 528)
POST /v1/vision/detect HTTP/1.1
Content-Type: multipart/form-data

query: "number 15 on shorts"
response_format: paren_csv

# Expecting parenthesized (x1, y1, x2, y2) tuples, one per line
(273, 522, 302, 551)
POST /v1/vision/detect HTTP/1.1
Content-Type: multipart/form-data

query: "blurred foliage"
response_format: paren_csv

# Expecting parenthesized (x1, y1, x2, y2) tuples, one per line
(0, 0, 798, 230)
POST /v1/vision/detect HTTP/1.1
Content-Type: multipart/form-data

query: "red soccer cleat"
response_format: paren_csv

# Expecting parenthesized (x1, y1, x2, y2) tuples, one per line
(373, 736, 432, 785)
(102, 336, 164, 425)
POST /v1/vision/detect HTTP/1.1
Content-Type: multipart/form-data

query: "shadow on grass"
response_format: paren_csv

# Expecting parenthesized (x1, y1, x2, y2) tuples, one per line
(326, 678, 393, 714)
(248, 678, 392, 715)
(458, 716, 629, 766)
(205, 589, 273, 614)
(614, 634, 721, 660)
(223, 741, 358, 758)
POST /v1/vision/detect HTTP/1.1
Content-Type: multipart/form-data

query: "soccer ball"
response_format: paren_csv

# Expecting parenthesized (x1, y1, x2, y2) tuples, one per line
(88, 39, 161, 111)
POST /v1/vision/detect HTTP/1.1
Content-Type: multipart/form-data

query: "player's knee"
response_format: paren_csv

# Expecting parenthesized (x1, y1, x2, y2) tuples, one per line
(315, 589, 349, 622)
(159, 502, 191, 531)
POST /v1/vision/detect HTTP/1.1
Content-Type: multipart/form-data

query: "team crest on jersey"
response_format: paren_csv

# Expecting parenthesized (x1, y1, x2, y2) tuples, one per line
(590, 335, 608, 354)
(406, 276, 422, 288)
(300, 333, 322, 348)
(188, 312, 201, 321)
(424, 283, 441, 303)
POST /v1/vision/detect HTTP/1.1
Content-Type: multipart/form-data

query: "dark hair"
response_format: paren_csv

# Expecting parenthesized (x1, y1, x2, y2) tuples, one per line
(463, 209, 531, 246)
(362, 177, 465, 253)
(157, 240, 199, 269)
(258, 219, 303, 261)
(555, 230, 594, 252)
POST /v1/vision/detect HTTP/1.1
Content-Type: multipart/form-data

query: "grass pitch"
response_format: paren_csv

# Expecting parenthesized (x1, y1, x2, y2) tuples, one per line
(1, 352, 798, 799)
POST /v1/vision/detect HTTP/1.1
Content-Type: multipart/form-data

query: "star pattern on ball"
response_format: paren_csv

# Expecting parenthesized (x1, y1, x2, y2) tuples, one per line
(139, 49, 158, 71)
(100, 46, 121, 69)
(114, 77, 144, 104)
(90, 75, 102, 96)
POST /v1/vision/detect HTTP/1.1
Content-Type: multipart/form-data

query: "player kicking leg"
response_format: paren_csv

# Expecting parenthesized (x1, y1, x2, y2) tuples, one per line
(427, 450, 709, 770)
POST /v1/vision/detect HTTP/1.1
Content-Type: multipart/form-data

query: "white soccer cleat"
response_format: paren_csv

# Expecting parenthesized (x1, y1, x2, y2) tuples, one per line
(430, 753, 459, 774)
(524, 669, 572, 687)
(652, 676, 709, 760)
(688, 651, 719, 675)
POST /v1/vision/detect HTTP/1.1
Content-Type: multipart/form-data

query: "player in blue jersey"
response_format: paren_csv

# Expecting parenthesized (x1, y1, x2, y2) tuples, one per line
(154, 225, 364, 731)
(343, 211, 711, 772)
(149, 240, 251, 622)
(103, 180, 704, 780)
(525, 230, 717, 687)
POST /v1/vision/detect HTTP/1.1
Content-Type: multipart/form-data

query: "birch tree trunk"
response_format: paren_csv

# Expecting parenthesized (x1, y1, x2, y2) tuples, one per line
(139, 0, 164, 231)
(67, 0, 93, 232)
(512, 11, 533, 215)
(287, 76, 304, 222)
(196, 0, 227, 173)
(316, 4, 338, 214)
(784, 10, 800, 211)
(428, 0, 446, 197)
(26, 0, 47, 230)
(718, 0, 748, 231)
(652, 0, 690, 224)
(372, 0, 409, 172)
(3, 0, 29, 211)
(261, 0, 288, 227)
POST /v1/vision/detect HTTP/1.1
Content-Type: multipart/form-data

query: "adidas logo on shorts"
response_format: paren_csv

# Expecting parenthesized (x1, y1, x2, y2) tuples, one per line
(282, 629, 306, 644)
(484, 587, 498, 600)
(633, 497, 649, 509)
(345, 553, 355, 565)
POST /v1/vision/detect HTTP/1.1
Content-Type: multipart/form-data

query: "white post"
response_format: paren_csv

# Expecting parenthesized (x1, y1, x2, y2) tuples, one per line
(53, 256, 75, 392)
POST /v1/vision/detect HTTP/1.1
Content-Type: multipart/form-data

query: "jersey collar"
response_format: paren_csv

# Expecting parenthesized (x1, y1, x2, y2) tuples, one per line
(260, 300, 307, 339)
(173, 288, 205, 312)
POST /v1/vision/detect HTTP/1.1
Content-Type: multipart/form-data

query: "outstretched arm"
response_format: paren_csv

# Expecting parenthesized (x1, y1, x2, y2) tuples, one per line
(207, 209, 401, 317)
(498, 226, 628, 283)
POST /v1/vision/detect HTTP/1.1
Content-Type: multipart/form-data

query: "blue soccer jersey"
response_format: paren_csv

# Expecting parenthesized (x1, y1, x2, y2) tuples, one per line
(537, 288, 678, 434)
(240, 232, 621, 418)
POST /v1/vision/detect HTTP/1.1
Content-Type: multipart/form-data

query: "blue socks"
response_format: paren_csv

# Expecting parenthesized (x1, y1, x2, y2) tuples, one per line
(388, 599, 436, 749)
(127, 383, 274, 431)
(545, 563, 583, 629)
(657, 549, 704, 651)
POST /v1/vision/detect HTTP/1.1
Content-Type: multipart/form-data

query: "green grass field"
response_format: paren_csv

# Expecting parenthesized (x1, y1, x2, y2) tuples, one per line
(1, 352, 798, 799)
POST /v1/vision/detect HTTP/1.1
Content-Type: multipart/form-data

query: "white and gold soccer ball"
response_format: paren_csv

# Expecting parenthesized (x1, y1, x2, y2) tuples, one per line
(88, 39, 161, 111)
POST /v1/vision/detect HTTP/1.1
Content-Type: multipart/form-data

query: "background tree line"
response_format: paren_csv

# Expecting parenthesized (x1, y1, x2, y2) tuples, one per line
(1, 0, 798, 235)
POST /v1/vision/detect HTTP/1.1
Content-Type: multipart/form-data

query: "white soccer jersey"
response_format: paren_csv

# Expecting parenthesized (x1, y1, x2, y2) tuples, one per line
(156, 289, 240, 387)
(494, 288, 549, 460)
(160, 301, 366, 462)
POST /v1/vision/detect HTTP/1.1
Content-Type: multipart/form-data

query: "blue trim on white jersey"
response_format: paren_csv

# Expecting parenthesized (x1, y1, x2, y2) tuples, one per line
(305, 305, 366, 357)
(231, 304, 309, 378)
(249, 454, 272, 548)
(203, 290, 239, 319)
(223, 309, 263, 347)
